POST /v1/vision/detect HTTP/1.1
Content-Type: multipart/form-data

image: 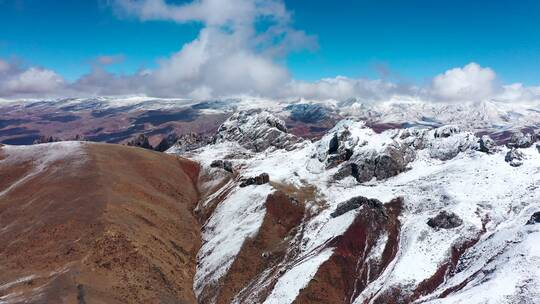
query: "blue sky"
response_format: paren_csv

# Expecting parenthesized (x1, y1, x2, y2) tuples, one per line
(1, 0, 539, 84)
(0, 0, 539, 100)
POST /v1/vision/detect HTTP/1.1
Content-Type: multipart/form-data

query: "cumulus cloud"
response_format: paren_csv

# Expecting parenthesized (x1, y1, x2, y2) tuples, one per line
(497, 83, 540, 103)
(1, 2, 538, 103)
(105, 0, 311, 98)
(0, 60, 66, 97)
(430, 62, 497, 102)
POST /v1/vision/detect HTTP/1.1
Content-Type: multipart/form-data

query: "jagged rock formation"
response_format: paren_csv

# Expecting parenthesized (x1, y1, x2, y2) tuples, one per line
(423, 125, 478, 160)
(213, 110, 303, 152)
(318, 121, 480, 184)
(316, 120, 415, 183)
(507, 131, 535, 148)
(526, 212, 540, 225)
(154, 133, 178, 152)
(330, 196, 385, 218)
(210, 159, 233, 173)
(285, 103, 329, 123)
(427, 211, 464, 229)
(476, 135, 497, 154)
(239, 173, 270, 187)
(166, 132, 212, 154)
(505, 148, 525, 166)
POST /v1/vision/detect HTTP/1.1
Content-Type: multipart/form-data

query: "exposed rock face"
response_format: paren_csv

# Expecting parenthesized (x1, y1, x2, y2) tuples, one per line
(210, 159, 233, 173)
(296, 198, 402, 304)
(329, 124, 479, 183)
(331, 196, 385, 218)
(425, 125, 478, 160)
(507, 131, 534, 148)
(285, 103, 328, 123)
(434, 125, 461, 138)
(239, 173, 270, 187)
(427, 211, 463, 229)
(526, 212, 540, 225)
(505, 148, 525, 167)
(317, 121, 415, 183)
(154, 133, 178, 152)
(214, 111, 303, 152)
(476, 135, 497, 154)
(127, 134, 153, 150)
(323, 123, 480, 185)
(166, 132, 212, 154)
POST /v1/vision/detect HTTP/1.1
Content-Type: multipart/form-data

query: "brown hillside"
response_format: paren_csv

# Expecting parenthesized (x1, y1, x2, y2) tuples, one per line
(0, 142, 200, 304)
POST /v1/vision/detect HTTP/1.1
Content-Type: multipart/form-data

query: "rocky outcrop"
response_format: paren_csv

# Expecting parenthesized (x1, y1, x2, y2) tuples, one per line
(331, 196, 385, 218)
(333, 142, 414, 183)
(154, 134, 178, 152)
(127, 134, 153, 150)
(326, 131, 354, 168)
(427, 211, 463, 229)
(426, 126, 477, 160)
(434, 125, 461, 138)
(239, 173, 270, 187)
(526, 212, 540, 225)
(505, 148, 525, 167)
(166, 132, 212, 154)
(210, 160, 233, 173)
(507, 131, 534, 148)
(33, 135, 62, 144)
(476, 135, 497, 154)
(214, 111, 303, 152)
(318, 121, 415, 183)
(362, 144, 411, 182)
(285, 103, 329, 123)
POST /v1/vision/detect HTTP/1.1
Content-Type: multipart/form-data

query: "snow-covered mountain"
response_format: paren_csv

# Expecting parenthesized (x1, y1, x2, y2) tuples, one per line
(2, 102, 540, 303)
(168, 110, 540, 303)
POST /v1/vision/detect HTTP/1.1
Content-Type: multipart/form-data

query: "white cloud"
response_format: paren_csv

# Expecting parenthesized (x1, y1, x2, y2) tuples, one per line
(497, 83, 540, 103)
(142, 26, 289, 98)
(430, 62, 497, 102)
(0, 2, 538, 103)
(114, 0, 291, 30)
(107, 0, 308, 98)
(282, 76, 411, 102)
(0, 64, 65, 96)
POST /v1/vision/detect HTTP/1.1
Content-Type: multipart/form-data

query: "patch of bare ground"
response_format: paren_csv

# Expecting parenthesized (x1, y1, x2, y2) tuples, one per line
(195, 179, 317, 304)
(294, 198, 403, 304)
(213, 191, 305, 304)
(0, 143, 200, 304)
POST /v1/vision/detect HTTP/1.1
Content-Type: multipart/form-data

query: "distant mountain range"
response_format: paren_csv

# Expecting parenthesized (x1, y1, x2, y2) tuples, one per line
(1, 96, 539, 147)
(1, 99, 540, 303)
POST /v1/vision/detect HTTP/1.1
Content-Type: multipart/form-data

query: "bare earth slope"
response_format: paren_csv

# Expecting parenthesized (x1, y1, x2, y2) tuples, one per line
(0, 142, 200, 304)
